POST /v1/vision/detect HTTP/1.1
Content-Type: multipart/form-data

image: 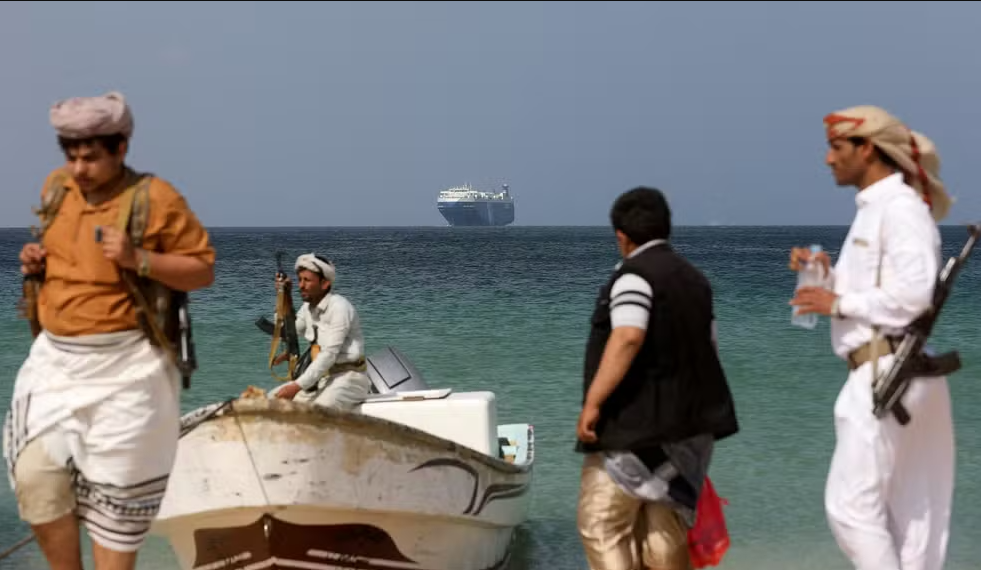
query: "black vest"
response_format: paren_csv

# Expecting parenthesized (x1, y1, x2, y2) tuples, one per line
(577, 244, 739, 453)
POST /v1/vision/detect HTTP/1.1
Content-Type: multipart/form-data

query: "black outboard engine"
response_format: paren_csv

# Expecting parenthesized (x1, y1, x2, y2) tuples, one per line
(365, 346, 430, 394)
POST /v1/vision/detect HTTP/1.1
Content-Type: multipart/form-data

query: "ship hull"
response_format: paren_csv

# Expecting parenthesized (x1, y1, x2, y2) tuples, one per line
(438, 201, 514, 227)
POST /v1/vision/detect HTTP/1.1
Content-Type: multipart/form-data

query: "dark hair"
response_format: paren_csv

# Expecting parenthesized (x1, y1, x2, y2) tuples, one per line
(847, 136, 900, 170)
(610, 186, 672, 245)
(57, 133, 127, 156)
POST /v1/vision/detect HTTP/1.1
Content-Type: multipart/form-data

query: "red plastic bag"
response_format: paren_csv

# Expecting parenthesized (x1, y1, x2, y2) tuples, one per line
(687, 476, 731, 568)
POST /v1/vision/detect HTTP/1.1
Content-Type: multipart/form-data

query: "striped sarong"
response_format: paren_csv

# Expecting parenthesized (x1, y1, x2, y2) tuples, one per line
(2, 330, 180, 552)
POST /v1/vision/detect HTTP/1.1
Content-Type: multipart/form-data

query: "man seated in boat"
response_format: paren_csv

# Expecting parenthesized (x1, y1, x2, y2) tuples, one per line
(270, 253, 372, 410)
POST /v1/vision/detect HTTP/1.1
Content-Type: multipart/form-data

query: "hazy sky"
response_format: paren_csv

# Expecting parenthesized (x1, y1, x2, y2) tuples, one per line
(1, 1, 979, 227)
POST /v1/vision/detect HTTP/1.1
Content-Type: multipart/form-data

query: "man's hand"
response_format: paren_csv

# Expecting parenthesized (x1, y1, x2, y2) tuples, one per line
(275, 274, 292, 289)
(789, 246, 831, 278)
(272, 352, 291, 366)
(576, 326, 644, 445)
(790, 286, 838, 316)
(100, 226, 138, 269)
(577, 403, 601, 444)
(275, 382, 302, 400)
(20, 243, 46, 275)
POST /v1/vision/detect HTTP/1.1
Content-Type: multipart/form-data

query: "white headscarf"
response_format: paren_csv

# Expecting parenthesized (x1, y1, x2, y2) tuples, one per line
(823, 105, 951, 222)
(294, 253, 335, 281)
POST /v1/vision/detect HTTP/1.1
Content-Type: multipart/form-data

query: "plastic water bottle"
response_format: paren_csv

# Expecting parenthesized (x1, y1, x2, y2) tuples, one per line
(791, 244, 824, 330)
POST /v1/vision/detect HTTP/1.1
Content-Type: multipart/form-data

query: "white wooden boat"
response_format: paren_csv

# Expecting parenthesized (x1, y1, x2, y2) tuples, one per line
(150, 347, 535, 570)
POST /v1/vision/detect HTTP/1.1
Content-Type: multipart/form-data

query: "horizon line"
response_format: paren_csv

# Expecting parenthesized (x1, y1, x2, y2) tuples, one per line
(0, 222, 975, 229)
(0, 223, 863, 230)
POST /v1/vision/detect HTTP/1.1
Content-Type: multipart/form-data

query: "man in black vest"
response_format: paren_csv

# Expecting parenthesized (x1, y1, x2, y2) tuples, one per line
(576, 187, 739, 570)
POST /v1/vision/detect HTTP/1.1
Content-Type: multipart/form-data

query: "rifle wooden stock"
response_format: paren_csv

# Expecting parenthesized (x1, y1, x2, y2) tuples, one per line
(268, 278, 302, 381)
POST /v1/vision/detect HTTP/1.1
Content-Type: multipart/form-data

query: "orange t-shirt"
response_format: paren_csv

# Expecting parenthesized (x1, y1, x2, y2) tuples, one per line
(36, 168, 216, 337)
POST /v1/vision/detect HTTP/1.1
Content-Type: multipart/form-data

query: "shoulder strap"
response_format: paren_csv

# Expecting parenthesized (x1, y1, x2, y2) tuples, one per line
(31, 171, 72, 240)
(115, 187, 138, 232)
(31, 170, 152, 242)
(114, 172, 174, 360)
(115, 173, 153, 239)
(128, 176, 152, 247)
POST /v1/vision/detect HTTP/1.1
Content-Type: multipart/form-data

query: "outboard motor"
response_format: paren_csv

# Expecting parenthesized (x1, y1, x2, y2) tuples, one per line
(365, 346, 430, 394)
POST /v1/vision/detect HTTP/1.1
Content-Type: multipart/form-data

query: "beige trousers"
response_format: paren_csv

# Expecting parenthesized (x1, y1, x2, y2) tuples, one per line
(293, 369, 371, 411)
(577, 453, 693, 570)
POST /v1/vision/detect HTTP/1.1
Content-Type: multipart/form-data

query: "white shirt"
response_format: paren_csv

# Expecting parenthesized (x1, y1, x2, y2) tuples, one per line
(293, 292, 366, 390)
(610, 239, 665, 330)
(829, 173, 941, 359)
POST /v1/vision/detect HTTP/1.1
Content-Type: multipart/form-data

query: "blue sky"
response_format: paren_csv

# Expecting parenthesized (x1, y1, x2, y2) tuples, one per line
(1, 1, 979, 227)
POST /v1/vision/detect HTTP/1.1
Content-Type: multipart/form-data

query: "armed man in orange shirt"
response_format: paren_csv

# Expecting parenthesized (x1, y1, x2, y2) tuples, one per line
(3, 91, 216, 570)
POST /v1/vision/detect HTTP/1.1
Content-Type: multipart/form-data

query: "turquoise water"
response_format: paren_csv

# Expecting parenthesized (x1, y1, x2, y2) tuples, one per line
(0, 226, 978, 569)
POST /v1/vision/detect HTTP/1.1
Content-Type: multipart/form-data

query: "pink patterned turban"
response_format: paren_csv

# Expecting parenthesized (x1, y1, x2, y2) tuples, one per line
(49, 91, 134, 140)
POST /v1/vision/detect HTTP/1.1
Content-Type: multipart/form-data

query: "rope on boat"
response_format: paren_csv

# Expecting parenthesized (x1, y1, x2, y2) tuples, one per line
(0, 533, 35, 562)
(180, 396, 272, 506)
(179, 398, 235, 439)
(233, 410, 273, 508)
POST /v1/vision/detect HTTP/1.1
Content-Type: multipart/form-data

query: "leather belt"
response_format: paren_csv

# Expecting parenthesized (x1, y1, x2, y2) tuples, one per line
(329, 358, 367, 375)
(846, 336, 901, 371)
(301, 358, 368, 393)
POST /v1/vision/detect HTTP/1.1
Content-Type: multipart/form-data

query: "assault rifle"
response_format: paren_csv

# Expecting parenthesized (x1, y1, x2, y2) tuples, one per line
(275, 251, 301, 358)
(872, 223, 981, 425)
(261, 252, 305, 381)
(255, 316, 312, 378)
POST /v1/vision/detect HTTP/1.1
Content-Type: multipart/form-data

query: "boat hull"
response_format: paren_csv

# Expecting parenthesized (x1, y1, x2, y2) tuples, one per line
(164, 509, 516, 570)
(152, 398, 533, 570)
(437, 200, 514, 227)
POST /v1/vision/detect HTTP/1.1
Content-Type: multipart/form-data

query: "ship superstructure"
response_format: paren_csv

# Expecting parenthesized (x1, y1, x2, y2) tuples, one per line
(437, 183, 515, 226)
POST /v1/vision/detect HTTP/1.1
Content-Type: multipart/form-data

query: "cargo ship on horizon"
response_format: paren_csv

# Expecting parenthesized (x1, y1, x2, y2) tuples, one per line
(437, 183, 515, 227)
